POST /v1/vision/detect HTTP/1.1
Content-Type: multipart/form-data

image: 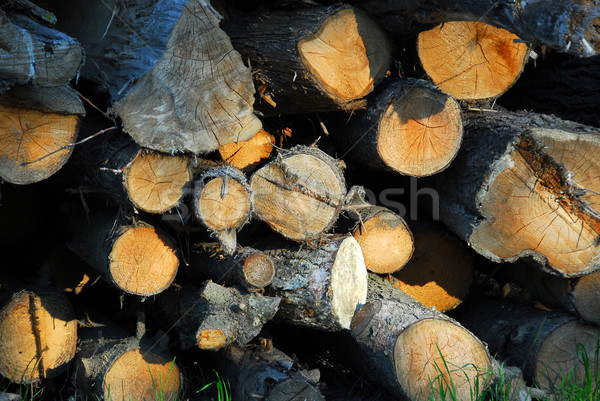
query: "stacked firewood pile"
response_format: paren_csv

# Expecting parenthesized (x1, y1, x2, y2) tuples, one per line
(1, 0, 600, 399)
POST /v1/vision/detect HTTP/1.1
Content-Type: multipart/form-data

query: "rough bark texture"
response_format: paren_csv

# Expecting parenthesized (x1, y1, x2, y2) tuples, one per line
(156, 281, 280, 351)
(432, 110, 600, 277)
(351, 274, 492, 401)
(354, 0, 600, 57)
(340, 78, 463, 177)
(225, 4, 391, 115)
(266, 236, 368, 331)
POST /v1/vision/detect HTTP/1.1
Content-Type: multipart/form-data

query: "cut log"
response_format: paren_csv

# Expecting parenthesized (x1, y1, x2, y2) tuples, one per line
(51, 0, 262, 154)
(0, 85, 85, 184)
(456, 298, 600, 394)
(250, 146, 346, 241)
(156, 281, 280, 351)
(187, 244, 276, 291)
(340, 79, 463, 177)
(266, 235, 367, 331)
(68, 206, 179, 296)
(218, 343, 325, 401)
(433, 110, 600, 277)
(0, 7, 82, 90)
(345, 186, 414, 274)
(417, 21, 529, 102)
(74, 324, 182, 401)
(219, 129, 275, 170)
(0, 288, 77, 384)
(385, 224, 473, 312)
(355, 0, 600, 57)
(193, 165, 253, 255)
(351, 274, 492, 401)
(225, 4, 391, 115)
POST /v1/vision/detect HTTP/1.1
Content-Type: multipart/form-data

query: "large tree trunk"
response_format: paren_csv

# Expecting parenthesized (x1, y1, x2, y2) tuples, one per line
(433, 110, 600, 277)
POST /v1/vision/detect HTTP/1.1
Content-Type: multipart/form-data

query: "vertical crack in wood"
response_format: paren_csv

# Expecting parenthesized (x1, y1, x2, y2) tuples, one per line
(28, 294, 45, 381)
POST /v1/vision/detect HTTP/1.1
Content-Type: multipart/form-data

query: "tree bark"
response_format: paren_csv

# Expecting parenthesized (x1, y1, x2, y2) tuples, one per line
(250, 146, 346, 241)
(339, 79, 463, 177)
(266, 235, 368, 331)
(225, 4, 391, 115)
(350, 274, 492, 401)
(0, 85, 85, 184)
(354, 0, 600, 57)
(433, 110, 600, 277)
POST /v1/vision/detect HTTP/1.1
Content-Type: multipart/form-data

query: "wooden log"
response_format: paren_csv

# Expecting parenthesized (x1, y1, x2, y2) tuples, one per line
(385, 224, 473, 312)
(51, 0, 262, 154)
(351, 274, 492, 401)
(456, 298, 600, 394)
(340, 79, 463, 177)
(0, 85, 85, 184)
(0, 7, 82, 90)
(187, 244, 276, 291)
(250, 146, 346, 241)
(219, 129, 275, 170)
(417, 21, 530, 102)
(68, 206, 179, 296)
(218, 343, 325, 401)
(156, 281, 280, 351)
(354, 0, 600, 57)
(0, 287, 77, 384)
(266, 235, 368, 331)
(193, 165, 253, 255)
(433, 110, 600, 277)
(74, 323, 182, 401)
(225, 4, 391, 115)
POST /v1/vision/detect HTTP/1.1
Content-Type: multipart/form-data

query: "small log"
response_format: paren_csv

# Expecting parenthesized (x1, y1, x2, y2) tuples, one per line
(0, 85, 85, 184)
(68, 206, 179, 296)
(340, 79, 463, 177)
(218, 343, 325, 401)
(456, 298, 600, 394)
(226, 4, 391, 115)
(351, 274, 492, 401)
(385, 224, 473, 312)
(193, 165, 253, 255)
(187, 244, 276, 291)
(74, 323, 182, 401)
(156, 281, 280, 351)
(266, 235, 368, 331)
(417, 21, 529, 102)
(219, 129, 275, 170)
(250, 146, 346, 241)
(433, 110, 600, 277)
(0, 287, 77, 383)
(0, 7, 82, 89)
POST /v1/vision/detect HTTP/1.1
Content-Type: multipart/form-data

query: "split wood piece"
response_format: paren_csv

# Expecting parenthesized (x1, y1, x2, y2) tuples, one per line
(0, 288, 77, 384)
(345, 186, 414, 273)
(187, 244, 275, 291)
(250, 146, 346, 241)
(0, 7, 82, 90)
(68, 207, 179, 296)
(157, 281, 280, 351)
(355, 0, 600, 57)
(433, 110, 600, 277)
(417, 21, 529, 102)
(341, 79, 463, 177)
(499, 263, 600, 325)
(456, 298, 600, 394)
(218, 343, 325, 401)
(0, 85, 85, 184)
(193, 165, 253, 255)
(219, 129, 275, 170)
(226, 4, 391, 115)
(385, 224, 473, 312)
(266, 235, 368, 331)
(351, 274, 492, 401)
(74, 324, 182, 401)
(46, 246, 94, 295)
